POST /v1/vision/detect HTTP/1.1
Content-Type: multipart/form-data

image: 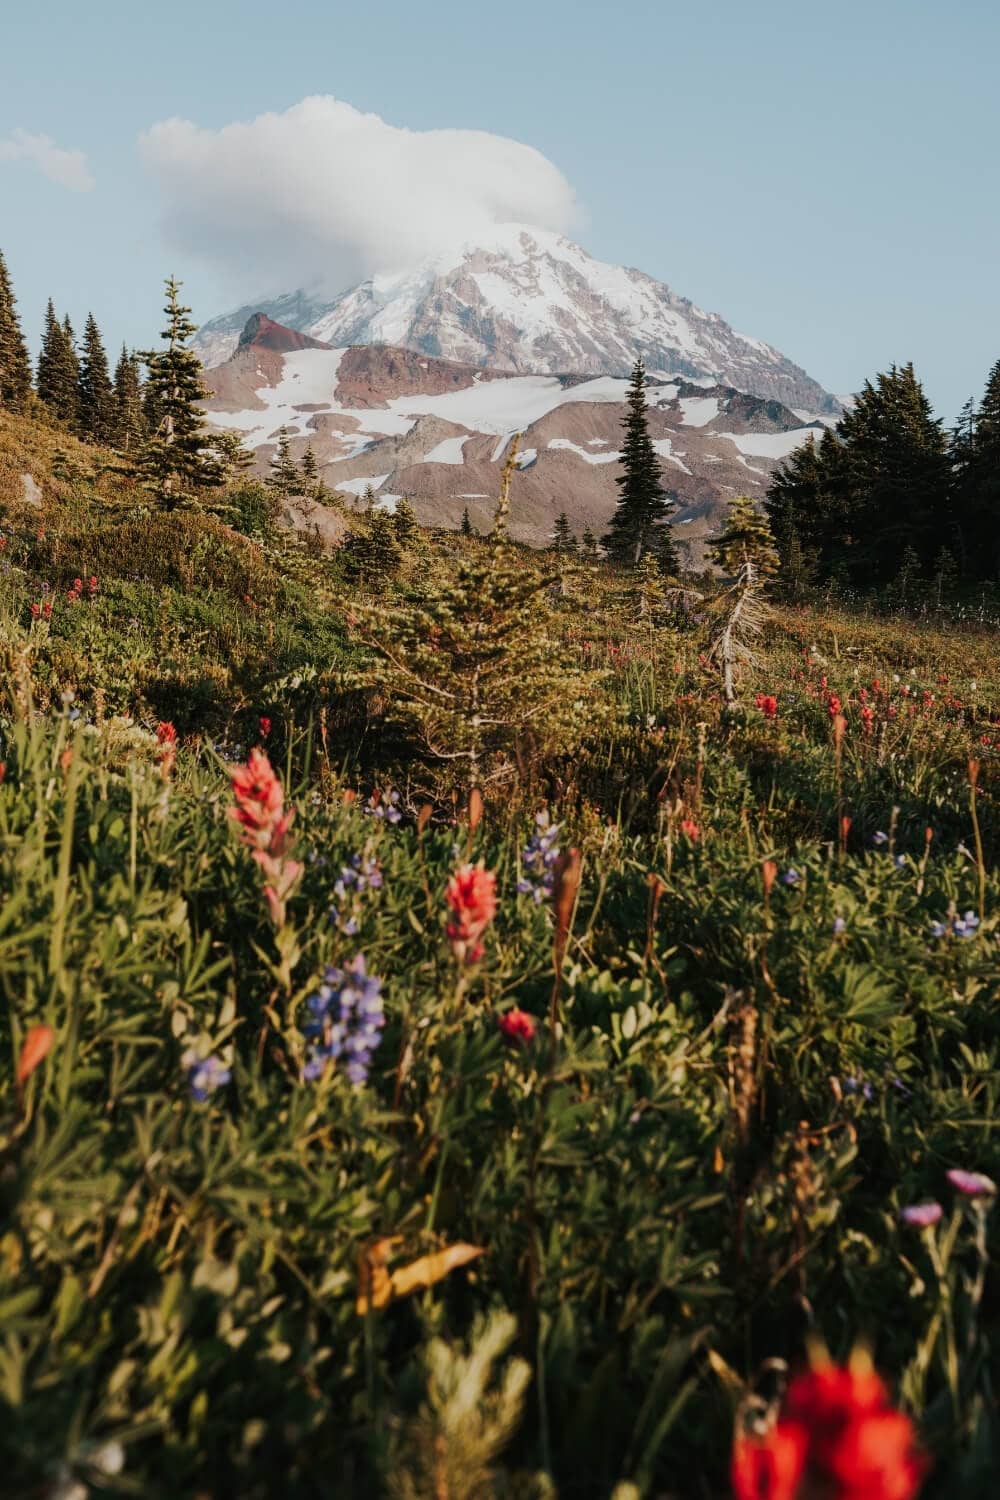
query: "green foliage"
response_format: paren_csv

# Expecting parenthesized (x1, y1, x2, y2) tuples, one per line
(77, 312, 116, 446)
(139, 278, 221, 509)
(36, 300, 80, 429)
(604, 359, 678, 570)
(112, 345, 146, 455)
(266, 427, 300, 494)
(709, 494, 779, 578)
(767, 363, 951, 587)
(0, 248, 32, 414)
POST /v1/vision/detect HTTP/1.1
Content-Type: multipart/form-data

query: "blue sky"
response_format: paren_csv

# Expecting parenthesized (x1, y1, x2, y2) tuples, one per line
(1, 0, 997, 419)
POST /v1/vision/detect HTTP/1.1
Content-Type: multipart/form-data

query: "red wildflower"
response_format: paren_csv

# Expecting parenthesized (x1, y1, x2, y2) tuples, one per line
(30, 603, 39, 618)
(42, 601, 52, 619)
(827, 694, 842, 717)
(156, 721, 178, 745)
(16, 1024, 55, 1088)
(861, 705, 875, 734)
(230, 747, 286, 846)
(259, 715, 272, 740)
(679, 818, 701, 840)
(445, 863, 497, 964)
(498, 1008, 536, 1044)
(732, 1359, 925, 1500)
(756, 693, 779, 719)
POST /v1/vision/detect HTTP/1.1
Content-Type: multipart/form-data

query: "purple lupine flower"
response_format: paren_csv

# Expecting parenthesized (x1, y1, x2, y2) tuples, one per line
(832, 916, 847, 935)
(516, 810, 562, 903)
(183, 1050, 231, 1102)
(843, 1076, 874, 1102)
(872, 831, 889, 846)
(334, 852, 383, 899)
(302, 954, 385, 1086)
(901, 1202, 943, 1228)
(954, 911, 981, 938)
(947, 1168, 997, 1198)
(782, 868, 800, 886)
(893, 854, 907, 869)
(365, 790, 402, 825)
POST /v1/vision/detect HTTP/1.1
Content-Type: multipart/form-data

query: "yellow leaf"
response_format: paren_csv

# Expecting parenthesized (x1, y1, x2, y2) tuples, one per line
(356, 1240, 484, 1315)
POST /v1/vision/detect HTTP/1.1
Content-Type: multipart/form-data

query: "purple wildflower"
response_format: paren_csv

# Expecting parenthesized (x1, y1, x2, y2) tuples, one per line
(302, 954, 385, 1086)
(366, 790, 402, 825)
(832, 916, 847, 935)
(872, 831, 889, 846)
(782, 868, 800, 886)
(946, 1168, 997, 1199)
(183, 1050, 231, 1102)
(516, 810, 562, 903)
(330, 851, 383, 933)
(901, 1202, 943, 1229)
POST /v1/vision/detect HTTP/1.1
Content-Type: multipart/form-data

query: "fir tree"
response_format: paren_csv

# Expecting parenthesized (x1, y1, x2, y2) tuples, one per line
(77, 313, 116, 445)
(351, 443, 604, 793)
(580, 526, 599, 560)
(112, 346, 146, 452)
(0, 248, 32, 413)
(36, 301, 80, 427)
(709, 495, 779, 578)
(551, 512, 577, 554)
(265, 428, 300, 493)
(952, 361, 1000, 580)
(766, 364, 949, 587)
(210, 429, 254, 482)
(344, 510, 404, 586)
(139, 277, 221, 509)
(603, 359, 676, 566)
(392, 496, 419, 547)
(932, 546, 958, 609)
(632, 551, 668, 621)
(299, 445, 318, 487)
(460, 506, 475, 538)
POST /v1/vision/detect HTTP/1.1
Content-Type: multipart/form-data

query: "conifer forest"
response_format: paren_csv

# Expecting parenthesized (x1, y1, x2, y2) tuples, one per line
(2, 238, 1000, 1500)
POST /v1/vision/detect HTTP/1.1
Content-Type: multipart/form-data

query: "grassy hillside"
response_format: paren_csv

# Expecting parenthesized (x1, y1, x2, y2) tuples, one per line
(1, 409, 999, 1498)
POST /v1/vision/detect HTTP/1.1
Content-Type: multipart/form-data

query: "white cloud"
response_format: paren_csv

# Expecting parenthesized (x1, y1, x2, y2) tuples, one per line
(0, 128, 95, 192)
(139, 96, 580, 297)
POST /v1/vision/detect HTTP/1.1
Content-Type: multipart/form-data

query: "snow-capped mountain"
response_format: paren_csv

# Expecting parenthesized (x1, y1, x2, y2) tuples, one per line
(194, 225, 838, 414)
(202, 318, 828, 556)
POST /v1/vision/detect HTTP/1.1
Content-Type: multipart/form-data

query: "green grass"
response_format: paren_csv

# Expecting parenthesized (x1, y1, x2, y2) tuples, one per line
(2, 411, 1000, 1498)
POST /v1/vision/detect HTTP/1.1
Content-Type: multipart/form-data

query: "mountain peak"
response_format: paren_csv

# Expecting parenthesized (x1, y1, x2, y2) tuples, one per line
(195, 225, 838, 413)
(237, 312, 332, 354)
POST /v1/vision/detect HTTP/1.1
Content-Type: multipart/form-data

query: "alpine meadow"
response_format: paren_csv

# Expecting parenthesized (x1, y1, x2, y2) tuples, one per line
(2, 13, 1000, 1497)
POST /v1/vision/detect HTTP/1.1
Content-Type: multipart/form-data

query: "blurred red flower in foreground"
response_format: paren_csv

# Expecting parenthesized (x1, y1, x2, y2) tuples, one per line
(230, 748, 287, 846)
(498, 1008, 536, 1044)
(445, 863, 497, 964)
(732, 1357, 925, 1500)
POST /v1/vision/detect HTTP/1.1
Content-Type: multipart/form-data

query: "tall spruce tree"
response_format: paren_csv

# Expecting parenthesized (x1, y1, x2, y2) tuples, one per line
(952, 361, 1000, 581)
(112, 346, 146, 452)
(36, 301, 81, 427)
(551, 512, 577, 553)
(604, 359, 676, 566)
(139, 277, 221, 508)
(0, 249, 32, 413)
(265, 428, 300, 493)
(78, 313, 116, 445)
(766, 364, 950, 587)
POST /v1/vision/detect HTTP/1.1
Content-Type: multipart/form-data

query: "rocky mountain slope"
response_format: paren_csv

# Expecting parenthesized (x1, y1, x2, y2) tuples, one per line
(195, 224, 838, 414)
(203, 317, 827, 558)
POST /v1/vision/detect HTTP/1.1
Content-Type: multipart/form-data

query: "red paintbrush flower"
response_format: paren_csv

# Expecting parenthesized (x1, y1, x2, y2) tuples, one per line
(445, 863, 497, 964)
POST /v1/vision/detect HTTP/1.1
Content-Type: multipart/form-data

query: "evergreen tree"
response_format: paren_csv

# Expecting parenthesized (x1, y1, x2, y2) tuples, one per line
(0, 248, 32, 413)
(765, 364, 949, 587)
(952, 361, 1000, 580)
(580, 526, 599, 560)
(632, 551, 669, 621)
(603, 359, 676, 566)
(299, 445, 319, 487)
(392, 495, 419, 547)
(551, 512, 577, 553)
(112, 346, 146, 452)
(36, 301, 80, 427)
(139, 277, 221, 509)
(344, 510, 404, 586)
(460, 506, 475, 538)
(932, 546, 958, 609)
(265, 428, 300, 493)
(210, 429, 255, 483)
(351, 447, 603, 793)
(77, 313, 116, 444)
(709, 495, 779, 578)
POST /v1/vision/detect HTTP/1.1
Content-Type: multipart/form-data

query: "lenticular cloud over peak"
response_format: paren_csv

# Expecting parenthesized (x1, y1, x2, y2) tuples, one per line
(139, 96, 581, 297)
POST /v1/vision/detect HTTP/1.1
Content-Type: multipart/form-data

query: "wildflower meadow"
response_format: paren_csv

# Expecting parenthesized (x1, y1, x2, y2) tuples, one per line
(2, 405, 1000, 1500)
